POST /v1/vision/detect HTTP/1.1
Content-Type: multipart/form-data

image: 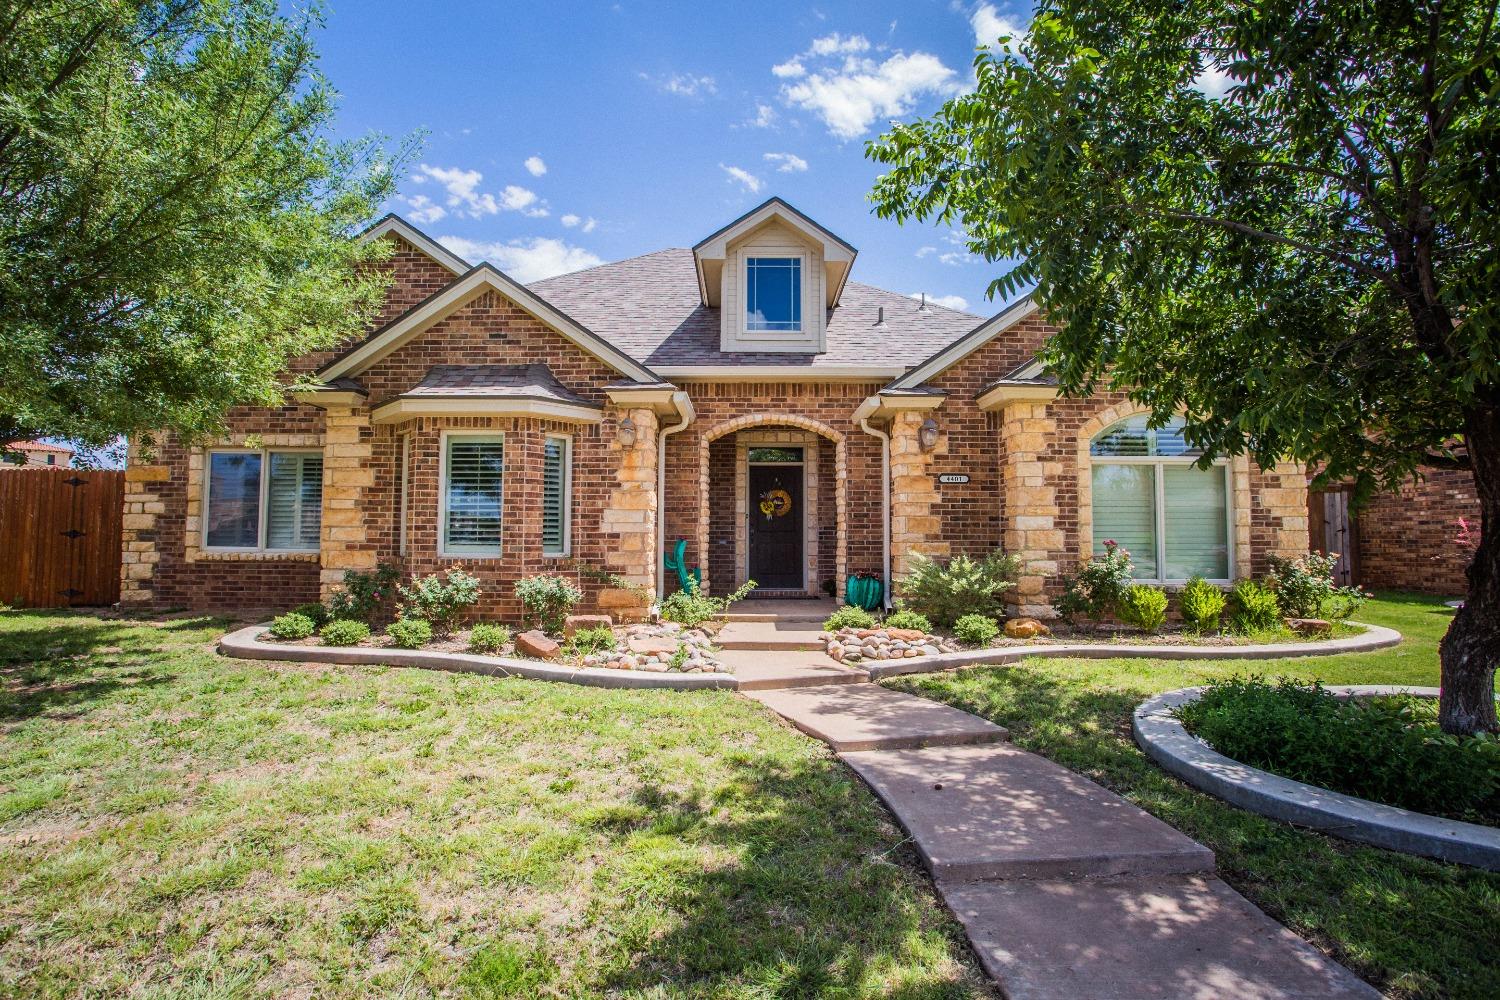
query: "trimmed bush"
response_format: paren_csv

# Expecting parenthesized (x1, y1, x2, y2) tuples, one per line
(399, 567, 481, 638)
(823, 605, 877, 631)
(319, 619, 371, 646)
(567, 626, 617, 657)
(386, 618, 432, 650)
(883, 608, 933, 633)
(1178, 678, 1500, 824)
(1228, 580, 1281, 633)
(897, 551, 1020, 627)
(268, 612, 315, 640)
(1054, 540, 1134, 624)
(513, 574, 583, 635)
(952, 614, 1000, 647)
(291, 602, 329, 627)
(468, 623, 511, 654)
(1179, 577, 1227, 634)
(326, 562, 399, 626)
(1118, 584, 1168, 633)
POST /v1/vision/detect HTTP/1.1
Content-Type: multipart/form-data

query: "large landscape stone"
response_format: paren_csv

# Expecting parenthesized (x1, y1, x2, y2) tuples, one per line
(515, 630, 561, 660)
(563, 614, 613, 637)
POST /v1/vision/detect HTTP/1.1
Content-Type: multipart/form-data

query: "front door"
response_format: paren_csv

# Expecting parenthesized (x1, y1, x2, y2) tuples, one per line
(748, 463, 803, 589)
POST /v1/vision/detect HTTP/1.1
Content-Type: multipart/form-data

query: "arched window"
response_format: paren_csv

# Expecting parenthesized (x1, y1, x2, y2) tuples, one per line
(1089, 415, 1232, 581)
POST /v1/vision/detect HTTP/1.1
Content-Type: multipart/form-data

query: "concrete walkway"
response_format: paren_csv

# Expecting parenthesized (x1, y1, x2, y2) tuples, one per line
(740, 645, 1379, 998)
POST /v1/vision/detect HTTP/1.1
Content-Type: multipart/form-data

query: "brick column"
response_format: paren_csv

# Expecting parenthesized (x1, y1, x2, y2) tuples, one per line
(1000, 401, 1063, 618)
(599, 407, 659, 618)
(120, 441, 169, 604)
(889, 410, 949, 590)
(319, 406, 377, 599)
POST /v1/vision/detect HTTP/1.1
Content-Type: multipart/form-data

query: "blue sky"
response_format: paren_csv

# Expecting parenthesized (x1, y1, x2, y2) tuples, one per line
(311, 0, 1034, 316)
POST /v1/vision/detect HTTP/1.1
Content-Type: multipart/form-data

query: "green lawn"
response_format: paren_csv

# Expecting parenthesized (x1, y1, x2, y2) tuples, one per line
(0, 610, 993, 999)
(888, 593, 1500, 1000)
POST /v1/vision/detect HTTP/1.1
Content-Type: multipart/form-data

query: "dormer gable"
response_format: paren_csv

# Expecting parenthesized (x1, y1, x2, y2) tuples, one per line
(692, 198, 857, 355)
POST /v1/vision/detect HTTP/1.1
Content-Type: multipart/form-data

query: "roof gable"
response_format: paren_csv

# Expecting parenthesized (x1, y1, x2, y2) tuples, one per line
(692, 197, 857, 308)
(885, 293, 1039, 390)
(358, 213, 470, 274)
(317, 262, 660, 384)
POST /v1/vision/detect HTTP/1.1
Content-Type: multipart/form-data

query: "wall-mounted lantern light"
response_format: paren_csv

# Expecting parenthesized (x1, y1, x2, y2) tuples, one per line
(617, 416, 637, 448)
(918, 417, 940, 452)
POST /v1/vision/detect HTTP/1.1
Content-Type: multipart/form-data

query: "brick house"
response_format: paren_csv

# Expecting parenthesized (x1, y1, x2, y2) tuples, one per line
(120, 200, 1310, 618)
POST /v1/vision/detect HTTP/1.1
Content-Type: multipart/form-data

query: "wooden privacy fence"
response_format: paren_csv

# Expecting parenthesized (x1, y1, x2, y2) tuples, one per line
(0, 468, 123, 607)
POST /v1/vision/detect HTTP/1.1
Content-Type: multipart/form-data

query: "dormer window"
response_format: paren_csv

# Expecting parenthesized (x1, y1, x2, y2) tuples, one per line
(746, 256, 803, 332)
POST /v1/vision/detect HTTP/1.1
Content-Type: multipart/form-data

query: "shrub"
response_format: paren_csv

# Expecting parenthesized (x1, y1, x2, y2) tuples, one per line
(659, 577, 756, 628)
(1266, 552, 1336, 618)
(468, 623, 511, 654)
(1179, 577, 1227, 633)
(399, 568, 481, 638)
(1118, 584, 1168, 633)
(1177, 678, 1500, 824)
(1054, 540, 1134, 624)
(386, 618, 432, 650)
(884, 608, 933, 633)
(1228, 580, 1281, 633)
(897, 550, 1021, 627)
(319, 619, 371, 646)
(291, 602, 329, 627)
(268, 612, 315, 640)
(326, 562, 399, 625)
(952, 614, 1000, 646)
(567, 626, 617, 657)
(513, 574, 583, 634)
(823, 605, 877, 631)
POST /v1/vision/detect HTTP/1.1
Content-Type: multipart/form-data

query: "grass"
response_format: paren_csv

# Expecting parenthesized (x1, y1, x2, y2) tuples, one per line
(888, 592, 1500, 1000)
(0, 609, 993, 999)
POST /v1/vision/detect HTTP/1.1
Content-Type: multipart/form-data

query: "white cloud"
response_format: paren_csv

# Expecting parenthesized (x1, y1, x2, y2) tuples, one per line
(763, 151, 809, 173)
(436, 235, 603, 283)
(720, 163, 764, 193)
(499, 184, 548, 217)
(401, 194, 446, 225)
(642, 71, 717, 97)
(561, 213, 580, 227)
(916, 245, 936, 258)
(771, 59, 806, 78)
(560, 214, 598, 232)
(782, 49, 961, 139)
(581, 217, 597, 233)
(810, 32, 871, 56)
(414, 164, 549, 218)
(524, 155, 547, 177)
(970, 4, 1027, 47)
(748, 102, 778, 127)
(910, 291, 970, 311)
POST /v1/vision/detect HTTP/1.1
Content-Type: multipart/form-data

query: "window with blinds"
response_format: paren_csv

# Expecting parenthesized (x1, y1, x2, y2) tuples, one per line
(542, 435, 571, 557)
(204, 449, 321, 551)
(1089, 416, 1231, 581)
(443, 435, 504, 555)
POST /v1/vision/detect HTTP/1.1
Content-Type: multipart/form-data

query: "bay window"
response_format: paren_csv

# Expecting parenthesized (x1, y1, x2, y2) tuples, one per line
(541, 434, 572, 557)
(1089, 416, 1231, 581)
(441, 433, 504, 556)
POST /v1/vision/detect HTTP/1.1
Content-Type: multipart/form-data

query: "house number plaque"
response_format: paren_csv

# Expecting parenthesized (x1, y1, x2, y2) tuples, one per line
(937, 474, 970, 484)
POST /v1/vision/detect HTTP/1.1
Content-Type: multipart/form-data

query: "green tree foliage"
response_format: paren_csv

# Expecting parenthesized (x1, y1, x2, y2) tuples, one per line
(868, 0, 1499, 733)
(0, 0, 411, 448)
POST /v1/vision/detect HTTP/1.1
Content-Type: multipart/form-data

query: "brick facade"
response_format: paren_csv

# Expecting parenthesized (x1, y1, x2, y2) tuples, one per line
(1339, 469, 1480, 596)
(123, 230, 1316, 621)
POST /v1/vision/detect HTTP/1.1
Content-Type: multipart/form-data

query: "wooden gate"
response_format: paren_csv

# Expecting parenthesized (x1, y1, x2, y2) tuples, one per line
(1308, 486, 1359, 587)
(0, 468, 123, 607)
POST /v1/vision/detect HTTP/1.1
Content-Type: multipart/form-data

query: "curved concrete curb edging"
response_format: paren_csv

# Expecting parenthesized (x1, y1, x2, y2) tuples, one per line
(864, 621, 1402, 680)
(219, 625, 736, 691)
(1134, 685, 1500, 871)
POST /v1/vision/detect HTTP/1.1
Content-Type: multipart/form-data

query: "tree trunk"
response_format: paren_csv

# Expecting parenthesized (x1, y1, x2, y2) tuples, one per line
(1438, 403, 1500, 734)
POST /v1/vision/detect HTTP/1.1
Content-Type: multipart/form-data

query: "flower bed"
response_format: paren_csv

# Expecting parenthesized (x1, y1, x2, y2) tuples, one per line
(576, 622, 729, 674)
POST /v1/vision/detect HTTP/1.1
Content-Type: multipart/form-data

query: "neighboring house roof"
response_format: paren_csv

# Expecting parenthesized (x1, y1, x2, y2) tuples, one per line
(405, 364, 599, 408)
(7, 440, 74, 455)
(357, 213, 470, 274)
(317, 263, 661, 385)
(527, 248, 984, 372)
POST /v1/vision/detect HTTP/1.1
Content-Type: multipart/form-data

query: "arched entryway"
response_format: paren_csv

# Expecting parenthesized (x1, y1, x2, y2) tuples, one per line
(698, 415, 848, 600)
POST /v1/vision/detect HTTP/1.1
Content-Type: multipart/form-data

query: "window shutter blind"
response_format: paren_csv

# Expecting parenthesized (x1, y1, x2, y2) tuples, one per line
(542, 436, 568, 555)
(266, 452, 323, 549)
(1163, 466, 1229, 579)
(445, 437, 504, 554)
(1091, 464, 1159, 578)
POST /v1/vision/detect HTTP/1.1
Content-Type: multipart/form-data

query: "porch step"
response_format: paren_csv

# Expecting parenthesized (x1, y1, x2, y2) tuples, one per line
(714, 621, 825, 651)
(718, 650, 870, 690)
(719, 598, 837, 624)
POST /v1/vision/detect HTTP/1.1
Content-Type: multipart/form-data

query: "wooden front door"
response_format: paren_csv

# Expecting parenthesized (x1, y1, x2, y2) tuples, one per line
(748, 463, 803, 589)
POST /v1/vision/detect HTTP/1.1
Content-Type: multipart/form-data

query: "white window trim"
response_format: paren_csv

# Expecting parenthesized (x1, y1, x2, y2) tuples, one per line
(1090, 454, 1235, 585)
(740, 252, 808, 340)
(542, 433, 573, 558)
(438, 430, 505, 559)
(201, 447, 323, 554)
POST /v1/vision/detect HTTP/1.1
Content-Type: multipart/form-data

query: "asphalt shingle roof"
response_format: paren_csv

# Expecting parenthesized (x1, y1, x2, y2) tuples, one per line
(404, 364, 599, 407)
(527, 248, 984, 370)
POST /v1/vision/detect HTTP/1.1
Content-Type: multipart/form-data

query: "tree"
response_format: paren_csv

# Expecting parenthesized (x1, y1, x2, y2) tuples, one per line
(0, 0, 409, 451)
(868, 0, 1499, 733)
